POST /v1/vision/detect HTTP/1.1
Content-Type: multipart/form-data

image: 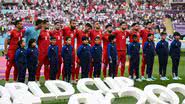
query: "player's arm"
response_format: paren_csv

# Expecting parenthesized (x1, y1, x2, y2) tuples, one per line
(107, 44, 112, 63)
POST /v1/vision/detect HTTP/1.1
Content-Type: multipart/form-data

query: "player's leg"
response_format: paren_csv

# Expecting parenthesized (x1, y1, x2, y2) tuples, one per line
(44, 57, 50, 80)
(120, 51, 126, 76)
(141, 54, 146, 76)
(36, 55, 44, 81)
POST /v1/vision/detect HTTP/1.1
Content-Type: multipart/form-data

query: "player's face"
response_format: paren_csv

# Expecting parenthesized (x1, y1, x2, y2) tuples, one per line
(66, 38, 72, 44)
(94, 22, 100, 29)
(148, 36, 153, 41)
(107, 26, 112, 33)
(147, 23, 152, 29)
(17, 22, 23, 30)
(55, 23, 60, 30)
(41, 22, 48, 29)
(175, 36, 180, 40)
(21, 41, 26, 47)
(70, 21, 76, 29)
(133, 37, 138, 41)
(121, 24, 127, 30)
(95, 39, 101, 44)
(134, 25, 140, 31)
(85, 26, 91, 32)
(32, 42, 36, 47)
(83, 40, 88, 44)
(161, 35, 167, 40)
(51, 39, 56, 45)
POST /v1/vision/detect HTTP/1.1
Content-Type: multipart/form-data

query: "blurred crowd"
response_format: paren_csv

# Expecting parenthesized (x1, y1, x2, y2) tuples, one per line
(0, 0, 185, 36)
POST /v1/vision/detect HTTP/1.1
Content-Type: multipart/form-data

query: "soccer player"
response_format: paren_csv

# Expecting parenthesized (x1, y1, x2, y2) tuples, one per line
(48, 37, 59, 80)
(107, 35, 118, 78)
(156, 32, 169, 80)
(77, 36, 91, 78)
(140, 21, 154, 80)
(128, 35, 141, 82)
(76, 23, 92, 81)
(89, 21, 102, 78)
(143, 34, 156, 81)
(27, 39, 38, 81)
(112, 22, 129, 76)
(62, 37, 73, 82)
(129, 23, 140, 43)
(91, 37, 102, 77)
(15, 40, 27, 83)
(36, 20, 50, 84)
(63, 19, 77, 82)
(4, 19, 25, 82)
(102, 24, 112, 77)
(170, 32, 182, 80)
(50, 21, 63, 79)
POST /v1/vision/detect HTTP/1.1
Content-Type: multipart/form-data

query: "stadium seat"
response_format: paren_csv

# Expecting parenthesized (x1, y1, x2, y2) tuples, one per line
(28, 82, 56, 101)
(77, 78, 103, 94)
(118, 87, 147, 104)
(144, 85, 179, 104)
(0, 86, 12, 104)
(5, 83, 41, 104)
(45, 80, 75, 99)
(114, 77, 134, 88)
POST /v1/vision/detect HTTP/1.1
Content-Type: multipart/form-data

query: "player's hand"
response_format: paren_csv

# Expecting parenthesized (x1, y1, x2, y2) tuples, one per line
(128, 55, 131, 59)
(110, 60, 112, 63)
(4, 49, 7, 55)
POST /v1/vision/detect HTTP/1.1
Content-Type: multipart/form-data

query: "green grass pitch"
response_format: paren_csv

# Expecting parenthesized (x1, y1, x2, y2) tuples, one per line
(0, 54, 185, 104)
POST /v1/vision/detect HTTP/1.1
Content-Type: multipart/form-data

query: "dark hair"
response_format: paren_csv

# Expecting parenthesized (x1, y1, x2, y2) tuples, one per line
(105, 24, 112, 29)
(18, 40, 24, 48)
(120, 22, 127, 26)
(85, 23, 92, 29)
(14, 19, 22, 26)
(173, 32, 181, 37)
(131, 23, 139, 27)
(42, 19, 48, 24)
(70, 18, 76, 24)
(95, 36, 100, 40)
(148, 33, 153, 37)
(35, 19, 42, 26)
(28, 39, 36, 48)
(133, 34, 138, 39)
(50, 36, 56, 40)
(65, 36, 71, 41)
(160, 32, 167, 36)
(144, 21, 152, 26)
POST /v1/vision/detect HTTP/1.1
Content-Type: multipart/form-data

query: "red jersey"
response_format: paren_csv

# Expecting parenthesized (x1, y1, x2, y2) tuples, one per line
(50, 30, 63, 55)
(140, 29, 154, 47)
(63, 27, 77, 47)
(38, 30, 50, 55)
(112, 30, 129, 51)
(76, 30, 90, 48)
(89, 29, 102, 46)
(102, 32, 110, 53)
(129, 30, 140, 43)
(8, 29, 25, 51)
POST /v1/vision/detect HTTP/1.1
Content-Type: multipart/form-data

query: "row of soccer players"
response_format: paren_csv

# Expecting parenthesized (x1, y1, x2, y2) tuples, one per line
(4, 19, 181, 83)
